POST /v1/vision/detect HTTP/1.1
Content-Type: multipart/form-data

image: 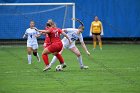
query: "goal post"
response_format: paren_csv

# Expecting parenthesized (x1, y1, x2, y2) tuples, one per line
(0, 3, 75, 42)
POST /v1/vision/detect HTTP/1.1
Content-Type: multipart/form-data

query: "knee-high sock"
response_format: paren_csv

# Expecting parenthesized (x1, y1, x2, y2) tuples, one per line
(42, 54, 49, 66)
(55, 54, 64, 64)
(93, 41, 96, 49)
(77, 56, 84, 67)
(99, 41, 102, 49)
(28, 55, 32, 64)
(49, 56, 57, 67)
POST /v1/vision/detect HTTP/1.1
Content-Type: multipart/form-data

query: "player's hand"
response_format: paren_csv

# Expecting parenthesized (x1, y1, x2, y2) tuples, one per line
(69, 41, 72, 45)
(86, 51, 90, 56)
(23, 35, 27, 38)
(39, 32, 43, 34)
(34, 35, 38, 38)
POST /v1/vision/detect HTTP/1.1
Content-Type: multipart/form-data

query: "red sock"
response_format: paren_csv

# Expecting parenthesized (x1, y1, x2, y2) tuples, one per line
(55, 54, 64, 64)
(42, 54, 49, 66)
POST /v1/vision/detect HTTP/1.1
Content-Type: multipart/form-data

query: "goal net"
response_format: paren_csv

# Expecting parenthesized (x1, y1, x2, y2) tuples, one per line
(0, 3, 75, 45)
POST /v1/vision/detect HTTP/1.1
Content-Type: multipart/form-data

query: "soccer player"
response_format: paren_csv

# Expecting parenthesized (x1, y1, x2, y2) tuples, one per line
(42, 19, 67, 69)
(49, 18, 90, 69)
(90, 16, 103, 50)
(43, 19, 57, 48)
(23, 20, 40, 64)
(43, 20, 52, 48)
(36, 22, 71, 71)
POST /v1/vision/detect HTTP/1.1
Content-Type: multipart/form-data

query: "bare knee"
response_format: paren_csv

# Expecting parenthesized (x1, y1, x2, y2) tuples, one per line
(28, 51, 32, 55)
(76, 53, 81, 57)
(97, 36, 102, 42)
(27, 48, 32, 55)
(93, 36, 96, 41)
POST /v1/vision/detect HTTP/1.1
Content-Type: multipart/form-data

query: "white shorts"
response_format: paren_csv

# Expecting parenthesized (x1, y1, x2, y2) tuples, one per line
(62, 37, 75, 49)
(27, 43, 38, 50)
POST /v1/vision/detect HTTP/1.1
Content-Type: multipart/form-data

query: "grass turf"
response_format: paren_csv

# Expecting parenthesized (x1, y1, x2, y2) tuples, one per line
(0, 44, 140, 93)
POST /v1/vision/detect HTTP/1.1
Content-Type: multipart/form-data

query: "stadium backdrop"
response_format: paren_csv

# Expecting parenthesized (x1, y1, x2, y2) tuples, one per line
(0, 0, 140, 39)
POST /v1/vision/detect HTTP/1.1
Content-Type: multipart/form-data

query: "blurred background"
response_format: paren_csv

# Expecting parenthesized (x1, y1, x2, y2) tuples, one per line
(0, 0, 140, 45)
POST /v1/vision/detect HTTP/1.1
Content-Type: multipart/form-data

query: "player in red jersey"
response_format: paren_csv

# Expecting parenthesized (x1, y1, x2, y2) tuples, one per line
(43, 19, 68, 68)
(43, 24, 51, 48)
(37, 22, 71, 71)
(43, 19, 57, 48)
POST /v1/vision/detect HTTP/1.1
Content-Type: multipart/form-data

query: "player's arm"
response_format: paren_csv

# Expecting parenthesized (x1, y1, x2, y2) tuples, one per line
(81, 41, 90, 55)
(31, 27, 44, 37)
(38, 30, 50, 34)
(90, 23, 93, 33)
(23, 30, 27, 38)
(79, 34, 90, 55)
(61, 31, 71, 44)
(33, 27, 50, 34)
(100, 22, 103, 33)
(23, 34, 27, 38)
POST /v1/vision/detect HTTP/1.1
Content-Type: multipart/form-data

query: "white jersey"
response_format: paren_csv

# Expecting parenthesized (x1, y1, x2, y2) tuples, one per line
(62, 28, 83, 49)
(24, 28, 39, 45)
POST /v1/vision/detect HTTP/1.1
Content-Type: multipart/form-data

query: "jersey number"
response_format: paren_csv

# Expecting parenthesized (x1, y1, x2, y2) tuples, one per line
(30, 35, 32, 38)
(71, 34, 78, 41)
(55, 32, 59, 37)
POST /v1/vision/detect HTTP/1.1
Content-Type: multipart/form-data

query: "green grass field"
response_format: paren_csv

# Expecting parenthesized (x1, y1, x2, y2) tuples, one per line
(0, 44, 140, 93)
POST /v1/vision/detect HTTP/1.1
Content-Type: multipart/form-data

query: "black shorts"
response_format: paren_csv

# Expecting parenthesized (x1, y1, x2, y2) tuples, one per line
(92, 33, 101, 35)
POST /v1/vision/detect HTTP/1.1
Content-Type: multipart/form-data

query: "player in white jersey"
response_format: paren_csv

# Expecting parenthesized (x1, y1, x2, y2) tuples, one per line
(49, 18, 90, 69)
(23, 21, 40, 64)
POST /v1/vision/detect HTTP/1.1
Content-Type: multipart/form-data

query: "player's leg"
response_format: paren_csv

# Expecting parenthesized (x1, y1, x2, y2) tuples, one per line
(70, 46, 88, 69)
(97, 35, 102, 50)
(51, 42, 66, 68)
(27, 47, 32, 64)
(49, 47, 64, 68)
(92, 34, 97, 50)
(32, 44, 40, 62)
(42, 47, 51, 71)
(33, 49, 40, 62)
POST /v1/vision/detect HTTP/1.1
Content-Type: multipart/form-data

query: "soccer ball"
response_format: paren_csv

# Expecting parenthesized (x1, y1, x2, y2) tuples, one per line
(55, 65, 63, 71)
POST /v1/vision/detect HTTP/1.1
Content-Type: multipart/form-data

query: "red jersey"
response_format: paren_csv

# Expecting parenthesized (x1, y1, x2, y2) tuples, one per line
(44, 27, 51, 44)
(48, 27, 62, 43)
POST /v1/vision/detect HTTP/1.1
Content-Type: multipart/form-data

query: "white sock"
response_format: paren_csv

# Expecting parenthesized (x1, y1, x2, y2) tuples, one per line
(28, 55, 32, 64)
(49, 56, 57, 67)
(77, 56, 84, 67)
(36, 53, 40, 62)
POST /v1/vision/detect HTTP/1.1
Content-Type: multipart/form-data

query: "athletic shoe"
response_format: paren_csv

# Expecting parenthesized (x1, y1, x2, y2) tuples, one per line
(61, 63, 67, 68)
(81, 66, 89, 69)
(43, 66, 51, 71)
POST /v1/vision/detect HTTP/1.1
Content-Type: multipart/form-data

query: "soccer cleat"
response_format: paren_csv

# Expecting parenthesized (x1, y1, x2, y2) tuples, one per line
(61, 63, 67, 68)
(43, 66, 51, 71)
(93, 48, 95, 51)
(80, 66, 89, 69)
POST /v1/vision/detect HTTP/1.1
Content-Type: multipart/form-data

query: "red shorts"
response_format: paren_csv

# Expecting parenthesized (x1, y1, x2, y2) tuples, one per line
(47, 42, 63, 53)
(43, 43, 51, 48)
